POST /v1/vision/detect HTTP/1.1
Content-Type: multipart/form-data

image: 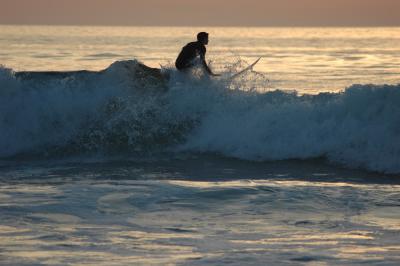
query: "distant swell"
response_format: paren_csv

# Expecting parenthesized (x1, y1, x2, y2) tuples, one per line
(1, 60, 400, 174)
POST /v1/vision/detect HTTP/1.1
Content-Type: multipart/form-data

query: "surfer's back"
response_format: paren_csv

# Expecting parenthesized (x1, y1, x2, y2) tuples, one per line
(175, 41, 206, 70)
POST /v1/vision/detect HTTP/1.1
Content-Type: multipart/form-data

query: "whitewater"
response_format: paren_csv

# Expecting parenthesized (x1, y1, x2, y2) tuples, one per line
(1, 60, 400, 173)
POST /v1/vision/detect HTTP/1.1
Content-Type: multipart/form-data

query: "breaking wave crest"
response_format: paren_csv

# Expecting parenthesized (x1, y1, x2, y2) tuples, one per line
(1, 60, 400, 174)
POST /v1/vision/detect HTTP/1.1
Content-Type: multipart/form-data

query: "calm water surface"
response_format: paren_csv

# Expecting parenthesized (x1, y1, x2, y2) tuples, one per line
(1, 159, 400, 265)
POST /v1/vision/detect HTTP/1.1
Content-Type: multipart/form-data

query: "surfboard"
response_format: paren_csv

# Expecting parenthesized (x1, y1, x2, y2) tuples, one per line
(229, 57, 262, 80)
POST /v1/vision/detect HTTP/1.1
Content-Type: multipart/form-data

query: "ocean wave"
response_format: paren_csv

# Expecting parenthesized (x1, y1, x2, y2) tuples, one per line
(1, 60, 400, 173)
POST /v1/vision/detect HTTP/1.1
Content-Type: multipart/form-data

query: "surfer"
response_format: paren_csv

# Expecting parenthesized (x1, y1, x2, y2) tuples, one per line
(175, 32, 220, 76)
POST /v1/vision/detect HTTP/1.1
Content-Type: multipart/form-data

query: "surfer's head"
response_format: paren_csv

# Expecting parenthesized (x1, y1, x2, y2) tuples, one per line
(197, 32, 209, 45)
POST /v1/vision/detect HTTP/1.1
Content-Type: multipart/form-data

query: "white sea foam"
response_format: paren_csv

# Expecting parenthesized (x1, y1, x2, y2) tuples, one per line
(1, 60, 399, 173)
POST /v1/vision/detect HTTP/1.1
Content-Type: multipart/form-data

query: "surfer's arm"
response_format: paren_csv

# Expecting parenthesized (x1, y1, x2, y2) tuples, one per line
(201, 58, 213, 75)
(200, 55, 220, 76)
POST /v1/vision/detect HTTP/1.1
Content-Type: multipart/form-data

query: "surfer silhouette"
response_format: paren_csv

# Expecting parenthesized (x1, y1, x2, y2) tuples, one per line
(175, 32, 219, 76)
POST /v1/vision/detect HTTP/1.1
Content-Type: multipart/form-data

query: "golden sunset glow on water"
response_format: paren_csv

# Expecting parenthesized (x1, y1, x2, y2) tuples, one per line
(1, 25, 399, 93)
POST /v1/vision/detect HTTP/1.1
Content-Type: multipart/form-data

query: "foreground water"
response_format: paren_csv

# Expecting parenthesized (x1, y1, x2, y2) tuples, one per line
(1, 157, 400, 265)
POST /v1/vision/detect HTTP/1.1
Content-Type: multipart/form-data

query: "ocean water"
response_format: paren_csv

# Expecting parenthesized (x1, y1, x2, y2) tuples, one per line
(1, 26, 400, 265)
(1, 26, 399, 92)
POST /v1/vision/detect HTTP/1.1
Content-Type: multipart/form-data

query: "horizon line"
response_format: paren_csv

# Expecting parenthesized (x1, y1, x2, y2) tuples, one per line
(1, 23, 400, 28)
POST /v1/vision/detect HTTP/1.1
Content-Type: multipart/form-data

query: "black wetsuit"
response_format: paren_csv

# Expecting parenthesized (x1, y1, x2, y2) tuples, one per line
(175, 41, 206, 70)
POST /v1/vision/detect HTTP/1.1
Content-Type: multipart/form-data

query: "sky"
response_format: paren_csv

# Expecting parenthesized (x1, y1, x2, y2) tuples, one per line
(1, 0, 399, 27)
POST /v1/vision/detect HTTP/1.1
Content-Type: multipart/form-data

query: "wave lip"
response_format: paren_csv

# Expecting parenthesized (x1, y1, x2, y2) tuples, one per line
(1, 60, 400, 174)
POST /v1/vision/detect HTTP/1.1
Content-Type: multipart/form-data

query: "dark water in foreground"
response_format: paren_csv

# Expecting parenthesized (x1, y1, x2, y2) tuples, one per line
(1, 157, 400, 265)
